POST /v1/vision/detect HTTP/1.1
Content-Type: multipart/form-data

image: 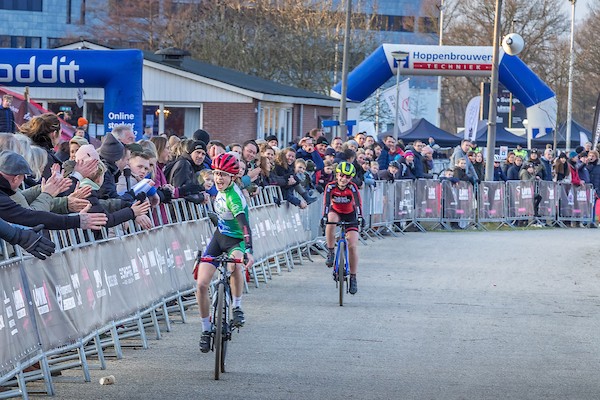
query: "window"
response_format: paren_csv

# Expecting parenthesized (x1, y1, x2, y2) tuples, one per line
(8, 36, 42, 48)
(0, 0, 42, 11)
(371, 15, 415, 33)
(258, 104, 292, 146)
(418, 17, 438, 33)
(391, 16, 414, 33)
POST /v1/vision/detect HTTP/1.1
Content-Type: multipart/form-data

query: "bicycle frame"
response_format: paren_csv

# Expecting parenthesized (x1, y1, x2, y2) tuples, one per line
(198, 254, 242, 380)
(326, 221, 352, 306)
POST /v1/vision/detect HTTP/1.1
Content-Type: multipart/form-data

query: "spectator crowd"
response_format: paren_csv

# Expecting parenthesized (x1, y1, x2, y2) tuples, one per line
(1, 110, 598, 260)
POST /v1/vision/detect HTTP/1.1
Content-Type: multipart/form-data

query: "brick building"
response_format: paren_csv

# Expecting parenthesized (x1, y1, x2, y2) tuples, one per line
(5, 41, 342, 146)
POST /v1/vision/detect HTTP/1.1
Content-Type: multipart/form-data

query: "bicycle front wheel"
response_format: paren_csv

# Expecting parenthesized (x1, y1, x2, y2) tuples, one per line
(214, 283, 225, 380)
(338, 241, 345, 306)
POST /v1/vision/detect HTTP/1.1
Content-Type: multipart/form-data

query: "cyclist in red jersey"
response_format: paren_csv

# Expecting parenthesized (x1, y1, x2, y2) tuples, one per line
(321, 161, 363, 294)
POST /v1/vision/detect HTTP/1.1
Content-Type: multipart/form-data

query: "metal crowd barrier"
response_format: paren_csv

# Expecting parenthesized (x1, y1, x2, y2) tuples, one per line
(1, 179, 595, 398)
(0, 185, 321, 399)
(366, 179, 594, 232)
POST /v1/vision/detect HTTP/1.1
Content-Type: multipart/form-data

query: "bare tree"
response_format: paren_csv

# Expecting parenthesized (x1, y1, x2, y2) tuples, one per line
(439, 0, 569, 133)
(78, 0, 377, 95)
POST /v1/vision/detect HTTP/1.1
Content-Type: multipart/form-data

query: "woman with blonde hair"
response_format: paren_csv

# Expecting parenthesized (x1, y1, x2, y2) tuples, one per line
(0, 132, 20, 153)
(26, 146, 48, 183)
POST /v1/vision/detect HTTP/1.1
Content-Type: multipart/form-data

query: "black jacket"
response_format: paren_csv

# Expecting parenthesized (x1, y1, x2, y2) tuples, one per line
(164, 155, 204, 188)
(0, 175, 79, 230)
(0, 105, 15, 133)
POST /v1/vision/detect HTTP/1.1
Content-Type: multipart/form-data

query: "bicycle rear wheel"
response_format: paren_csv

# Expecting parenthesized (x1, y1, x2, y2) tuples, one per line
(338, 241, 345, 306)
(214, 283, 225, 380)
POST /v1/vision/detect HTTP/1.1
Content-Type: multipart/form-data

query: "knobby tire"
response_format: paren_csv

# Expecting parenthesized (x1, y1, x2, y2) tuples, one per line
(214, 283, 225, 380)
(338, 241, 345, 306)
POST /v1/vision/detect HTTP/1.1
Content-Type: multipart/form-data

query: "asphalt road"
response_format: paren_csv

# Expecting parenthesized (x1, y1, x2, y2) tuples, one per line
(43, 229, 600, 400)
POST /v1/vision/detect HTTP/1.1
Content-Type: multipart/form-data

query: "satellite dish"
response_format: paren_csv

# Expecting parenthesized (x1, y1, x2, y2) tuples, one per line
(502, 33, 524, 56)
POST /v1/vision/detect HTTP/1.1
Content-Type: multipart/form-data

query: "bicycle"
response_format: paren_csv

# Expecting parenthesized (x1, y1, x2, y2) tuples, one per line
(325, 221, 355, 307)
(194, 253, 243, 380)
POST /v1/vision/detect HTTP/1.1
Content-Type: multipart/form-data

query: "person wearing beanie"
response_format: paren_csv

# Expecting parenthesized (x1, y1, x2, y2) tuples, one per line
(99, 133, 125, 163)
(552, 152, 571, 182)
(192, 129, 210, 145)
(265, 135, 278, 149)
(77, 117, 88, 128)
(398, 150, 416, 180)
(75, 144, 100, 163)
(163, 140, 209, 203)
(98, 134, 129, 200)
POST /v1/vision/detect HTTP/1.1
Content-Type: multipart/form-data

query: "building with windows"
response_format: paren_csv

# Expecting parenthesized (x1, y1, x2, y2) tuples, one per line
(0, 0, 438, 136)
(3, 41, 339, 145)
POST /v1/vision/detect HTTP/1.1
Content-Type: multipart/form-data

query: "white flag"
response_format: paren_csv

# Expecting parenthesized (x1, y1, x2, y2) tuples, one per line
(76, 88, 84, 108)
(382, 79, 412, 134)
(579, 131, 589, 146)
(464, 96, 481, 141)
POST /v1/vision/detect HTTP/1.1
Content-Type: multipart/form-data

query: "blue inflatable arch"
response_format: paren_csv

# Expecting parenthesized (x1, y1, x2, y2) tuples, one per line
(332, 44, 557, 139)
(0, 49, 143, 138)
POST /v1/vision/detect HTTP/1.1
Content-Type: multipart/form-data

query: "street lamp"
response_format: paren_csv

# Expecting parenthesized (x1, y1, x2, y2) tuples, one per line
(437, 0, 445, 128)
(391, 50, 410, 141)
(565, 0, 576, 152)
(484, 0, 504, 181)
(484, 1, 524, 181)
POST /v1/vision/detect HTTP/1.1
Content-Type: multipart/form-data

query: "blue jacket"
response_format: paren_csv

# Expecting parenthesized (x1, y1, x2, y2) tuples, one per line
(493, 165, 507, 181)
(296, 148, 324, 171)
(539, 157, 553, 181)
(586, 162, 600, 197)
(577, 161, 591, 184)
(0, 105, 15, 133)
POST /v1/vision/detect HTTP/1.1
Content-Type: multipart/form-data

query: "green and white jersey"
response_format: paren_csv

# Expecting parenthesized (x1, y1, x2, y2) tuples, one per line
(213, 182, 249, 239)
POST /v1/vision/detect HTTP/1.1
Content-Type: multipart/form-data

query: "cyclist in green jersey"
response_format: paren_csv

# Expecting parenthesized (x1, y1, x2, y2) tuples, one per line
(194, 153, 255, 353)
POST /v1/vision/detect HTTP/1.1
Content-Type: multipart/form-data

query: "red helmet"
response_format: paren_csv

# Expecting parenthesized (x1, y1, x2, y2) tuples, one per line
(211, 153, 240, 175)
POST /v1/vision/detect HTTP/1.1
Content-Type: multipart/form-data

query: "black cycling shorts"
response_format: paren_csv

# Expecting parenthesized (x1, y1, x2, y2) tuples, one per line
(202, 229, 245, 268)
(334, 211, 358, 232)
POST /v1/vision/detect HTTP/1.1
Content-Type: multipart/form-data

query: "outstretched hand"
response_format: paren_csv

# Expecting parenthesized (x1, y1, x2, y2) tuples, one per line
(79, 203, 108, 230)
(13, 224, 56, 260)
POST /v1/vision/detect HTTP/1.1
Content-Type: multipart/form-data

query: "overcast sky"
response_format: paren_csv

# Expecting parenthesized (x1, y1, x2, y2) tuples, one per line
(569, 0, 592, 21)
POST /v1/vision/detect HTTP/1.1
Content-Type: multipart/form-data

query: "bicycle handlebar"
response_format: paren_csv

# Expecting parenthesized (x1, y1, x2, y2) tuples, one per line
(199, 255, 243, 264)
(325, 221, 359, 226)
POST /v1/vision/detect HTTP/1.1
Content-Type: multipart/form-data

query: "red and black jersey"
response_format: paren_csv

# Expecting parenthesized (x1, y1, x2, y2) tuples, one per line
(322, 181, 363, 216)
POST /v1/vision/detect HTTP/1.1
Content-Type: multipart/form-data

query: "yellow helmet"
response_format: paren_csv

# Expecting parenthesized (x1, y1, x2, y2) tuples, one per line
(335, 161, 356, 177)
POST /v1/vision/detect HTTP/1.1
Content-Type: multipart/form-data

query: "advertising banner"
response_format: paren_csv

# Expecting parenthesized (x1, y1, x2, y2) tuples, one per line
(414, 179, 441, 220)
(394, 180, 414, 222)
(478, 181, 505, 221)
(0, 261, 41, 375)
(0, 49, 143, 138)
(506, 181, 535, 219)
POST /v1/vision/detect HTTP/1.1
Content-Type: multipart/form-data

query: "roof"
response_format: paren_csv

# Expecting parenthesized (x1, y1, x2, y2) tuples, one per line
(397, 118, 460, 147)
(457, 120, 527, 147)
(142, 50, 336, 102)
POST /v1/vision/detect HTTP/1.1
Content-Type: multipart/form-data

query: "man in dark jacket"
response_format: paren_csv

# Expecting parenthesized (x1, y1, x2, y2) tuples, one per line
(405, 140, 433, 179)
(163, 140, 208, 202)
(0, 151, 107, 230)
(98, 133, 130, 200)
(539, 149, 554, 181)
(0, 95, 15, 133)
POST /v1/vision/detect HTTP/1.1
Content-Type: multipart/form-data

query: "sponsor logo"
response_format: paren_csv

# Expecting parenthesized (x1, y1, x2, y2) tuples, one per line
(413, 62, 491, 71)
(412, 52, 493, 63)
(0, 56, 81, 84)
(333, 195, 351, 204)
